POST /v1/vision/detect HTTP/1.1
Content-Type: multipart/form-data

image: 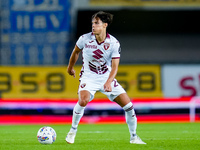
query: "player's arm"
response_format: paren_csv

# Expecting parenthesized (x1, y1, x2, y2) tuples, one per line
(104, 58, 120, 92)
(67, 45, 81, 78)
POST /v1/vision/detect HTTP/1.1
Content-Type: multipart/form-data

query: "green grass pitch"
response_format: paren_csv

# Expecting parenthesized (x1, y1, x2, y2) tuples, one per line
(0, 123, 200, 150)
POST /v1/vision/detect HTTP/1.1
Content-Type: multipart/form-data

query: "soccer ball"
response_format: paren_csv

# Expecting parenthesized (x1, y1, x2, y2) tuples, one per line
(37, 126, 56, 144)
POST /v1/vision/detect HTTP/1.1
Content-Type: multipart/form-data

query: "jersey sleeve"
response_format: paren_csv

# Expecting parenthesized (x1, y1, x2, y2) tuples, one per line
(111, 41, 121, 59)
(76, 35, 85, 50)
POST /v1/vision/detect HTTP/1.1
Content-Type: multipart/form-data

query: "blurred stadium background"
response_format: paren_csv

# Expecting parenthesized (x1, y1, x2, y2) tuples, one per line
(0, 0, 200, 124)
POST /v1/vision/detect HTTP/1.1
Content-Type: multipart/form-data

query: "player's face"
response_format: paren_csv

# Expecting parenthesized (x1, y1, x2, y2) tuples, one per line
(92, 18, 107, 35)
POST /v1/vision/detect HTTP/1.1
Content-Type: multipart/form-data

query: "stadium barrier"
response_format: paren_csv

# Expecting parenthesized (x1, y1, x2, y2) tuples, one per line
(0, 97, 199, 124)
(189, 97, 200, 122)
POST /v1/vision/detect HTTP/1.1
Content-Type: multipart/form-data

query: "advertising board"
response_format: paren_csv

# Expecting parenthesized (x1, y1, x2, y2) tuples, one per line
(0, 65, 162, 98)
(163, 65, 200, 97)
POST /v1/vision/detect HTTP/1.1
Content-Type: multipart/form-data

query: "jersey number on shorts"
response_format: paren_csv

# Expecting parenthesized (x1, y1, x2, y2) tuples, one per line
(113, 79, 118, 87)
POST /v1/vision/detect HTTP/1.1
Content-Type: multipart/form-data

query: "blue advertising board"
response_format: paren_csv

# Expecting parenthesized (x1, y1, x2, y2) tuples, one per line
(0, 0, 71, 65)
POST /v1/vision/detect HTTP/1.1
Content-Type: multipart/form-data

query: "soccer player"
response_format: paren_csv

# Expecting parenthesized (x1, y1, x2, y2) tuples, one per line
(66, 11, 146, 144)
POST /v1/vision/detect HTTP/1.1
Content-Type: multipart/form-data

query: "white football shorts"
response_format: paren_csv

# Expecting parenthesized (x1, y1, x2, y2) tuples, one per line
(78, 77, 126, 101)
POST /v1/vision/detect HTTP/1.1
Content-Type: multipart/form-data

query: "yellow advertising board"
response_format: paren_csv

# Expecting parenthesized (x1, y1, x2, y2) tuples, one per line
(0, 65, 163, 99)
(90, 0, 200, 7)
(121, 65, 162, 97)
(0, 66, 81, 99)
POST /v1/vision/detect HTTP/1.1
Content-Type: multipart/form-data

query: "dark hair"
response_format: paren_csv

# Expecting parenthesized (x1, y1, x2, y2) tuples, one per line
(92, 11, 113, 26)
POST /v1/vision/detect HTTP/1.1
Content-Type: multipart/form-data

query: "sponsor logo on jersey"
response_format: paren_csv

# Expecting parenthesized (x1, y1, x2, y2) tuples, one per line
(103, 43, 110, 50)
(85, 44, 97, 49)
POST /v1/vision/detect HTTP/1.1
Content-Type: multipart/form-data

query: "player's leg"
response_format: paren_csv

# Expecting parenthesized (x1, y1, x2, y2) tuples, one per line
(114, 93, 137, 136)
(114, 93, 146, 144)
(66, 90, 90, 144)
(72, 90, 90, 129)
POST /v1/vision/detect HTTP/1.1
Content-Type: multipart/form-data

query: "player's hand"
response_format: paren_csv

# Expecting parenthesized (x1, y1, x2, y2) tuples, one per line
(104, 81, 112, 92)
(67, 67, 76, 78)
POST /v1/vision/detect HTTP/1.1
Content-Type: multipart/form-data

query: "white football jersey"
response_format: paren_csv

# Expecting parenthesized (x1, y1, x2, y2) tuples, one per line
(76, 32, 121, 79)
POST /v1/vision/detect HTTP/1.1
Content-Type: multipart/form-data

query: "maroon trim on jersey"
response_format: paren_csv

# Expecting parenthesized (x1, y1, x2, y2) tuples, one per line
(82, 51, 84, 64)
(96, 40, 104, 45)
(91, 32, 110, 45)
(106, 33, 110, 39)
(91, 32, 110, 37)
(112, 57, 120, 59)
(80, 51, 84, 78)
(79, 66, 84, 78)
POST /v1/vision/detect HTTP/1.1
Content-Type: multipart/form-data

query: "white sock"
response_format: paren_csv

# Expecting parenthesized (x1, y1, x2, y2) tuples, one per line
(70, 102, 86, 132)
(123, 102, 137, 137)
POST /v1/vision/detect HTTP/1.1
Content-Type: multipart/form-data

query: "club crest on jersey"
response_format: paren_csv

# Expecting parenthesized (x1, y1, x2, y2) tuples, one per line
(103, 43, 110, 50)
(80, 83, 86, 88)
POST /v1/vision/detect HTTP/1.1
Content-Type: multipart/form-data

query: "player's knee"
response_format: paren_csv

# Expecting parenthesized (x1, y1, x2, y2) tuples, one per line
(79, 91, 90, 106)
(79, 100, 88, 107)
(79, 96, 89, 107)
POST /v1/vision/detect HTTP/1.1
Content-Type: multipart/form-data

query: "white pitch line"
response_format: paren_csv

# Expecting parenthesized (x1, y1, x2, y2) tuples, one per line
(79, 131, 115, 133)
